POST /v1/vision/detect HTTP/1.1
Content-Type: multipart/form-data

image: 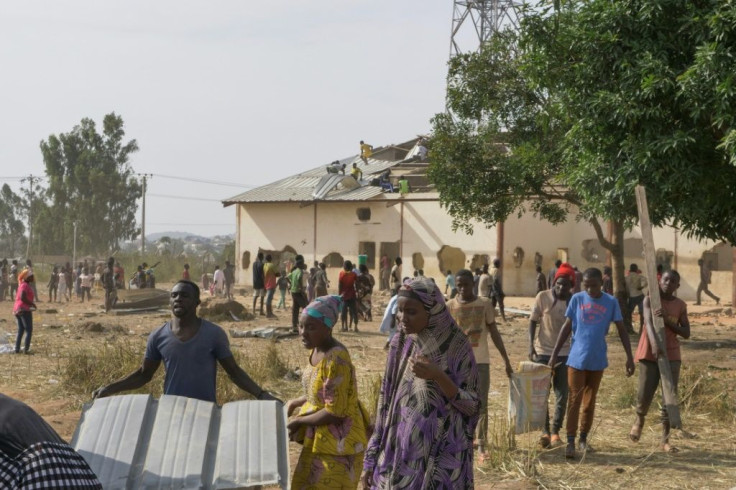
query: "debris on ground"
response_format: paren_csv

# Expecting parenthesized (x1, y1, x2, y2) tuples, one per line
(113, 288, 170, 309)
(79, 322, 104, 333)
(199, 297, 254, 322)
(76, 322, 127, 334)
(283, 368, 301, 381)
(111, 307, 166, 316)
(230, 327, 296, 340)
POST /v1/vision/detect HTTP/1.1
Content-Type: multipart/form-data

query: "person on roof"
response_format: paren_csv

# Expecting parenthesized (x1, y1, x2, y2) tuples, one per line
(350, 162, 363, 181)
(92, 280, 280, 404)
(359, 140, 373, 164)
(326, 160, 346, 174)
(398, 176, 410, 196)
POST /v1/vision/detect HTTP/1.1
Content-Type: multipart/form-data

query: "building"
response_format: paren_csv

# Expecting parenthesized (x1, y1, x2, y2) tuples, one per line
(223, 137, 733, 302)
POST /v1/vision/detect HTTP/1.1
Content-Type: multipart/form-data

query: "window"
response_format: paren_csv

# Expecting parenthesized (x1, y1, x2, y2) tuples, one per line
(323, 252, 345, 268)
(358, 241, 376, 269)
(356, 208, 371, 221)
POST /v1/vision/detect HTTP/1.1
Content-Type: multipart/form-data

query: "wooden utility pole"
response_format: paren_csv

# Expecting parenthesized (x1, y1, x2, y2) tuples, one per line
(141, 174, 148, 256)
(22, 174, 39, 258)
(634, 185, 682, 428)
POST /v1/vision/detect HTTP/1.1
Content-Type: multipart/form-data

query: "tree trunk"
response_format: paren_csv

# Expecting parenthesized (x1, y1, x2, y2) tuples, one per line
(610, 220, 631, 331)
(589, 218, 632, 332)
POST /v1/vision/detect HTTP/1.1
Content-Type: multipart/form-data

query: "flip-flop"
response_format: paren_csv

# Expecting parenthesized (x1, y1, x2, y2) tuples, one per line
(662, 443, 680, 454)
(629, 424, 642, 442)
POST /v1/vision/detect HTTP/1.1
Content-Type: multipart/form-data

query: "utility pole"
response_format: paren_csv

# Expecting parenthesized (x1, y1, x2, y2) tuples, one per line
(21, 174, 39, 259)
(73, 221, 78, 268)
(139, 174, 152, 256)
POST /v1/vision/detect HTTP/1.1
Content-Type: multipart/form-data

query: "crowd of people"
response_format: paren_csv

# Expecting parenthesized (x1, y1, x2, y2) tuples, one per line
(277, 256, 691, 486)
(0, 258, 126, 308)
(0, 248, 702, 488)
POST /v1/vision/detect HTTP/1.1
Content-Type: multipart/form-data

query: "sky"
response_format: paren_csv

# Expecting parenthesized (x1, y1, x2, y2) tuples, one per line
(0, 1, 481, 239)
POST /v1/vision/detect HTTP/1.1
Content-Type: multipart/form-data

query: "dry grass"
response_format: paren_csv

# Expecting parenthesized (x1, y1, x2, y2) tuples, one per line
(59, 339, 160, 405)
(679, 364, 735, 424)
(484, 361, 736, 490)
(58, 338, 302, 406)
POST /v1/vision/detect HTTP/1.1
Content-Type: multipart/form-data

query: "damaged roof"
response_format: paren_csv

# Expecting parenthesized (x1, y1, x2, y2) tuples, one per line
(222, 137, 435, 205)
(72, 394, 290, 489)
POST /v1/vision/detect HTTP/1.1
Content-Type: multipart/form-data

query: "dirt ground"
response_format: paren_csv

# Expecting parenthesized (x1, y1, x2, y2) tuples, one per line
(1, 284, 734, 489)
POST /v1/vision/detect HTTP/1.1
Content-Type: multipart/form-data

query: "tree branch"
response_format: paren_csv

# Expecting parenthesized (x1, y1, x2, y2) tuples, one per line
(589, 217, 615, 252)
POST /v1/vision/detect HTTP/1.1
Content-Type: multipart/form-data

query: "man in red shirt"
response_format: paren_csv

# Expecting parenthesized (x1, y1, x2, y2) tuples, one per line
(338, 260, 358, 332)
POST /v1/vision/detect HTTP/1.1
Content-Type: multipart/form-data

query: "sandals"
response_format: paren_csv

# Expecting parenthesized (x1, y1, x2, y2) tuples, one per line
(539, 434, 551, 449)
(662, 443, 679, 454)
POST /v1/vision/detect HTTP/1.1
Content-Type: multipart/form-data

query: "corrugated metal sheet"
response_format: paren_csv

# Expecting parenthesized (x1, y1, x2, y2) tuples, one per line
(223, 158, 400, 204)
(72, 395, 289, 489)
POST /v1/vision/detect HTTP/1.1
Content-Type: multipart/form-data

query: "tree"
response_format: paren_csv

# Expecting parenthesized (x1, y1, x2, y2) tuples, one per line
(0, 184, 27, 257)
(40, 113, 142, 256)
(429, 0, 736, 303)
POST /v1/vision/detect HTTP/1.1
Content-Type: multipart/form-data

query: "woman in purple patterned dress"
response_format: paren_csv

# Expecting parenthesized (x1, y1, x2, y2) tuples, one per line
(362, 277, 480, 489)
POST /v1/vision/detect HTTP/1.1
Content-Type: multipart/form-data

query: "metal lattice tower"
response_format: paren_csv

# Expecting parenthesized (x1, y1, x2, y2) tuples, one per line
(449, 0, 520, 57)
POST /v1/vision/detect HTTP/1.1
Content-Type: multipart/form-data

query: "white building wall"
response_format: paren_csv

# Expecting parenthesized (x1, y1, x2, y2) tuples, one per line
(234, 200, 496, 288)
(235, 201, 732, 301)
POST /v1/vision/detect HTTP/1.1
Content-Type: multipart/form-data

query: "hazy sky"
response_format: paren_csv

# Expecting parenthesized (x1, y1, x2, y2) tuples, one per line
(0, 1, 475, 238)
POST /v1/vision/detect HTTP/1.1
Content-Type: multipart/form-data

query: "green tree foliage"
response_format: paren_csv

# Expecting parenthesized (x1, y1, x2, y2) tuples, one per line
(430, 0, 736, 296)
(521, 0, 736, 240)
(39, 113, 142, 255)
(0, 184, 27, 256)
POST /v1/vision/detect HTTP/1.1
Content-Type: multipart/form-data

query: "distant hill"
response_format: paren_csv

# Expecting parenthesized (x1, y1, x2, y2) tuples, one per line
(146, 231, 205, 241)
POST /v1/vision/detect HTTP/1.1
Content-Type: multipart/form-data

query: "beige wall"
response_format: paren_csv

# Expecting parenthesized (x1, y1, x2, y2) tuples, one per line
(235, 201, 733, 301)
(234, 200, 496, 288)
(501, 214, 732, 301)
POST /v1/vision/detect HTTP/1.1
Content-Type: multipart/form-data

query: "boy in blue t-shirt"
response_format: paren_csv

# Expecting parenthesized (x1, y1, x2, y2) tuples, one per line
(549, 268, 635, 459)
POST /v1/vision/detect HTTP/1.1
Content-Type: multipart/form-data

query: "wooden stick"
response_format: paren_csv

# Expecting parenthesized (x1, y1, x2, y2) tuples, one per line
(634, 185, 682, 428)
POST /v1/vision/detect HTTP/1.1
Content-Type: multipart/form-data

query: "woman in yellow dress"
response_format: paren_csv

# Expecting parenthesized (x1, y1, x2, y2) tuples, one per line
(286, 295, 369, 489)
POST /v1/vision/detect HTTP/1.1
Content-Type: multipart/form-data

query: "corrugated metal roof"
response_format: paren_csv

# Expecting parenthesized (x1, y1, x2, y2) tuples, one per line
(72, 395, 289, 489)
(223, 158, 401, 204)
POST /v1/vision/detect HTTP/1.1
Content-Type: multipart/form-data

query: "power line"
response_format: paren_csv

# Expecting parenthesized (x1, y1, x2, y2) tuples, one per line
(148, 173, 256, 188)
(147, 193, 223, 202)
(147, 223, 233, 226)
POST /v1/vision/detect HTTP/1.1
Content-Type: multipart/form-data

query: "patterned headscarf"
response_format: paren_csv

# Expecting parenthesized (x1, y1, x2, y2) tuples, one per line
(396, 277, 457, 361)
(397, 277, 446, 317)
(301, 295, 343, 329)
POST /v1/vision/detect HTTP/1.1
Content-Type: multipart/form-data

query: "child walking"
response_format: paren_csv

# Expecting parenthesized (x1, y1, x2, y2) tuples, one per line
(629, 270, 689, 453)
(549, 267, 635, 459)
(447, 269, 513, 459)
